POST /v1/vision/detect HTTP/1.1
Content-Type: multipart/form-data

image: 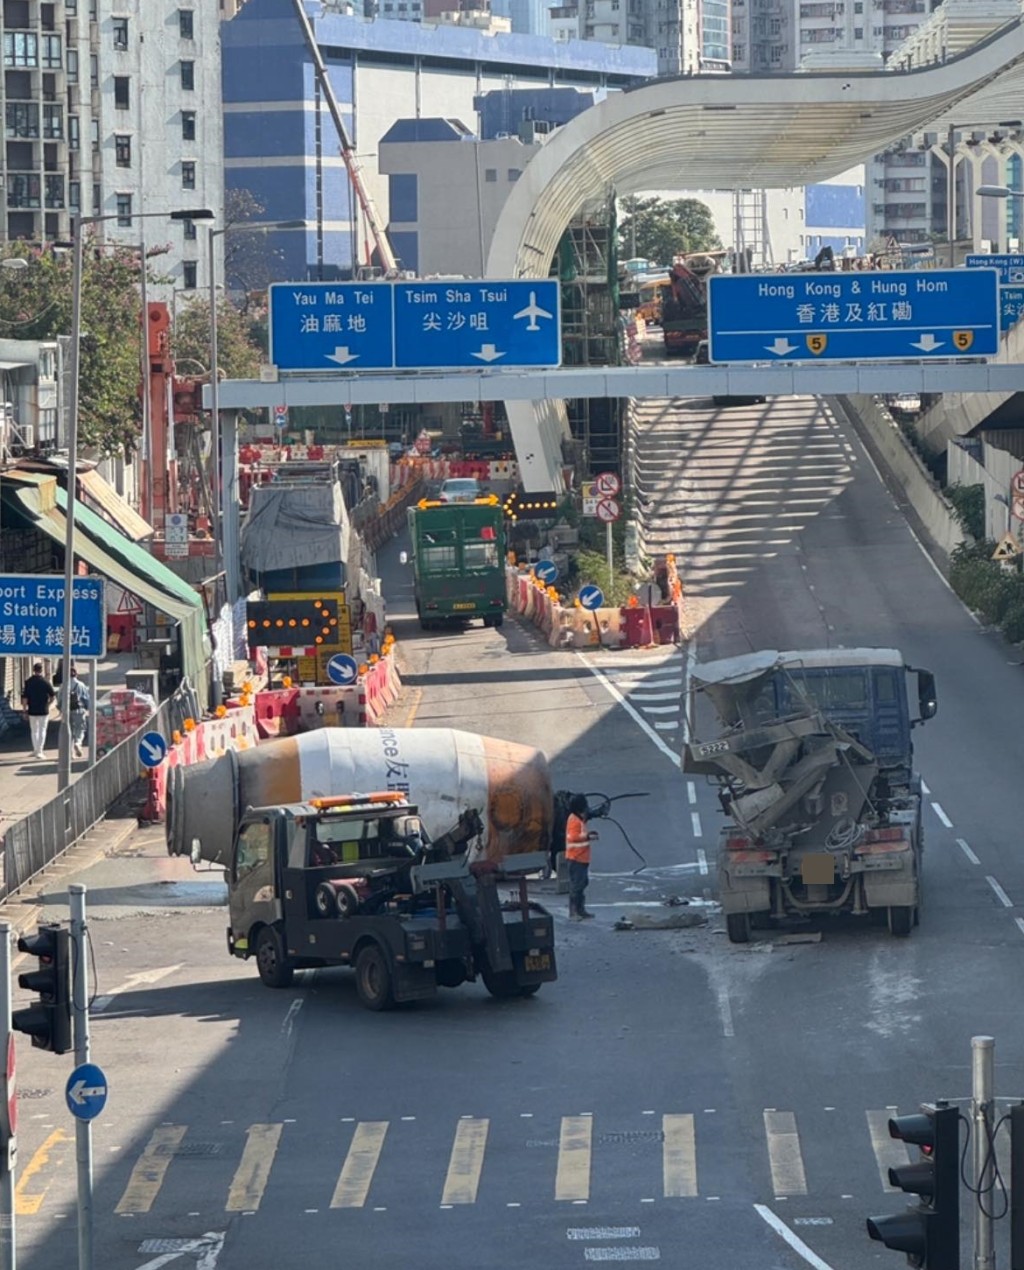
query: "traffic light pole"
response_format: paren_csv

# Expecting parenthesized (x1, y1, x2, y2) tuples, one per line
(0, 925, 14, 1270)
(69, 885, 93, 1270)
(973, 1035, 995, 1270)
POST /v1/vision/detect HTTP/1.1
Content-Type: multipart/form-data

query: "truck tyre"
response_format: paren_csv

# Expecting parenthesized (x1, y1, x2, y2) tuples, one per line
(493, 613, 504, 629)
(726, 912, 751, 944)
(355, 944, 395, 1011)
(481, 964, 537, 999)
(887, 905, 914, 937)
(255, 927, 294, 989)
(314, 882, 336, 918)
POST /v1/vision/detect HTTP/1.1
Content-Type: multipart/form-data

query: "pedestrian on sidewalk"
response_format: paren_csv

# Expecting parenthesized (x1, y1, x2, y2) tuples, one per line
(59, 666, 90, 759)
(21, 662, 55, 760)
(566, 794, 598, 921)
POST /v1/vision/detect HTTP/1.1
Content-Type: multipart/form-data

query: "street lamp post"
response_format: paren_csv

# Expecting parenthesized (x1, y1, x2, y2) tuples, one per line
(205, 219, 304, 605)
(59, 207, 212, 793)
(977, 185, 1024, 253)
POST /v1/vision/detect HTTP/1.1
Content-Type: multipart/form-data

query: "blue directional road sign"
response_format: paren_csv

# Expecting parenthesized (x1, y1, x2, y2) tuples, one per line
(0, 574, 104, 658)
(66, 1062, 108, 1121)
(534, 559, 559, 585)
(578, 584, 605, 611)
(326, 653, 359, 687)
(269, 283, 395, 372)
(138, 731, 168, 768)
(708, 268, 1000, 363)
(393, 280, 561, 369)
(966, 254, 1024, 284)
(1001, 286, 1024, 332)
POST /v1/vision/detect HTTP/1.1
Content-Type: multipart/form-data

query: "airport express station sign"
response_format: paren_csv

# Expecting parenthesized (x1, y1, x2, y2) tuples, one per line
(269, 280, 561, 372)
(708, 268, 1000, 363)
(0, 575, 105, 658)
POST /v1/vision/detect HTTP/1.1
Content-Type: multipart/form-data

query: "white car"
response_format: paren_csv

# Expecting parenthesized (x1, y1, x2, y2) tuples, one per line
(438, 478, 482, 503)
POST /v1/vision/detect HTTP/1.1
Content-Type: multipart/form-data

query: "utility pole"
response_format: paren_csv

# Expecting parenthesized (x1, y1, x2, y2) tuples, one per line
(972, 1035, 995, 1270)
(69, 885, 93, 1270)
(0, 923, 15, 1270)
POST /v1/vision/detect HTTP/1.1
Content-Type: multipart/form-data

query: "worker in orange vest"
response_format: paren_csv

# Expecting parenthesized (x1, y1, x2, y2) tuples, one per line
(565, 794, 598, 921)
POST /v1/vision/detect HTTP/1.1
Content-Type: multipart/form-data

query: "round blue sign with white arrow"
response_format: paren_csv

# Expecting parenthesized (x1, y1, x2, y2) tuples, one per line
(138, 731, 168, 768)
(326, 653, 359, 687)
(534, 559, 558, 585)
(66, 1062, 108, 1121)
(578, 584, 605, 612)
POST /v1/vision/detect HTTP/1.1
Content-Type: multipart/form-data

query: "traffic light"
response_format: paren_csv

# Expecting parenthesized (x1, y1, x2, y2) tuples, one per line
(12, 925, 71, 1055)
(867, 1103, 960, 1270)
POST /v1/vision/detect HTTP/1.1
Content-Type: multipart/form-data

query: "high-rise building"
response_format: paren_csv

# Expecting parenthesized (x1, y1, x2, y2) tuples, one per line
(545, 0, 729, 75)
(1, 0, 222, 294)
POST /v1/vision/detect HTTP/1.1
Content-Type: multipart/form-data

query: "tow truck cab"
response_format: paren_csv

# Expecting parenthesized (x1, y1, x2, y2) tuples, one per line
(226, 793, 557, 1009)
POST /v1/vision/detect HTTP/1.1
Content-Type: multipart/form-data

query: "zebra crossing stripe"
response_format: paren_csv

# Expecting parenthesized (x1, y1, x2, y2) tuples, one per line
(226, 1123, 283, 1212)
(556, 1116, 593, 1202)
(115, 1125, 188, 1215)
(865, 1109, 908, 1193)
(763, 1111, 807, 1197)
(332, 1121, 389, 1208)
(662, 1114, 697, 1198)
(441, 1118, 489, 1205)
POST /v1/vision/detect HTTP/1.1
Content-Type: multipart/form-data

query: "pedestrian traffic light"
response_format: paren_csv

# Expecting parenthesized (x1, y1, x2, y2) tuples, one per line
(12, 925, 71, 1055)
(867, 1103, 960, 1270)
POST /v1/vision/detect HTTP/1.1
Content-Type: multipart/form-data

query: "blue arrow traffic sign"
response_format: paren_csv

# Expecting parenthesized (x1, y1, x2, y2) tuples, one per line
(708, 268, 1000, 363)
(967, 254, 1024, 285)
(578, 584, 605, 611)
(138, 731, 168, 768)
(66, 1062, 108, 1121)
(326, 653, 359, 687)
(534, 559, 559, 585)
(269, 282, 395, 371)
(393, 280, 561, 369)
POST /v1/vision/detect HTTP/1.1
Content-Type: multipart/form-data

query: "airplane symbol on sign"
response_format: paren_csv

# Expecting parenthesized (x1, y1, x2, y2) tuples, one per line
(513, 291, 554, 331)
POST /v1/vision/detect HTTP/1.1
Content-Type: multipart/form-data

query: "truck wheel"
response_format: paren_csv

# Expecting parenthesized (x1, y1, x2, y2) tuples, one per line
(493, 613, 504, 629)
(255, 927, 294, 989)
(355, 944, 395, 1011)
(887, 905, 914, 937)
(314, 882, 336, 918)
(726, 912, 751, 944)
(481, 965, 537, 999)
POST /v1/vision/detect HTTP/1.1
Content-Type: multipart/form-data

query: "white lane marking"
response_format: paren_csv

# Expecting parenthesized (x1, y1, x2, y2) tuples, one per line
(281, 999, 303, 1038)
(578, 655, 681, 769)
(920, 780, 930, 795)
(568, 1228, 641, 1240)
(629, 692, 682, 702)
(956, 838, 980, 865)
(1015, 918, 1024, 937)
(654, 722, 677, 732)
(93, 964, 184, 1014)
(687, 782, 697, 805)
(986, 876, 1013, 908)
(754, 1204, 839, 1270)
(583, 1251, 660, 1263)
(716, 985, 734, 1038)
(690, 812, 702, 838)
(636, 705, 679, 715)
(697, 849, 708, 876)
(931, 803, 952, 829)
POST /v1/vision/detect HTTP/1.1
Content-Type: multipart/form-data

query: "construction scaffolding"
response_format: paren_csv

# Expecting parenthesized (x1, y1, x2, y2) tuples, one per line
(732, 188, 774, 272)
(557, 192, 623, 476)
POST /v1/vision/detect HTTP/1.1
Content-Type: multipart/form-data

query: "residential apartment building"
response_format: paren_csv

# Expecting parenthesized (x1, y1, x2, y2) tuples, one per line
(1, 0, 222, 294)
(548, 0, 728, 74)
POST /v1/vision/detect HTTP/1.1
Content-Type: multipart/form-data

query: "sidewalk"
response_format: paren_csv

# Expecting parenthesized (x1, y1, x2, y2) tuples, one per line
(0, 651, 141, 831)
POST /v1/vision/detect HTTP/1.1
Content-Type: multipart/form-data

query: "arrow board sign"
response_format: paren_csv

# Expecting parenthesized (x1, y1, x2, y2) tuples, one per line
(708, 268, 1000, 363)
(66, 1062, 108, 1121)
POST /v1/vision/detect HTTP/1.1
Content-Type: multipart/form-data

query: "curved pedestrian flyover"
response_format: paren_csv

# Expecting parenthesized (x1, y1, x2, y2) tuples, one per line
(487, 16, 1024, 491)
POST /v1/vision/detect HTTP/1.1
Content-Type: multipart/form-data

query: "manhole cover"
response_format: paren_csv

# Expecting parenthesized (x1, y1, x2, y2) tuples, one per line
(596, 1131, 664, 1145)
(170, 1142, 223, 1158)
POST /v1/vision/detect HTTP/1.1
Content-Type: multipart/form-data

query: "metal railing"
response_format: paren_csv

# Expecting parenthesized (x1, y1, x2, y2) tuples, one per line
(0, 682, 198, 900)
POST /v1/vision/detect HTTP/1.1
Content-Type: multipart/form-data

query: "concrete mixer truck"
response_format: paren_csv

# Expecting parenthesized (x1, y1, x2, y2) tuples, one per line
(167, 727, 566, 1008)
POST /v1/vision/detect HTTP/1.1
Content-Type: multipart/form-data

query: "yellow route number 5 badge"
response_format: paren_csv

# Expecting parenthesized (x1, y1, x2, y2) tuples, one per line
(806, 333, 827, 355)
(952, 331, 974, 352)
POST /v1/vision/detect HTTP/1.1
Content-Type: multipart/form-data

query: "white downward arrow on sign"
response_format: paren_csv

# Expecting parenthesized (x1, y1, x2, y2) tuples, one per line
(325, 347, 360, 365)
(471, 344, 506, 363)
(765, 337, 797, 356)
(911, 333, 944, 352)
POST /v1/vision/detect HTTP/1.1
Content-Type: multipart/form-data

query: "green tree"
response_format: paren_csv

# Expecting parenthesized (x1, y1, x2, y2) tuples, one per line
(223, 187, 286, 301)
(172, 295, 264, 382)
(0, 240, 166, 455)
(618, 197, 722, 265)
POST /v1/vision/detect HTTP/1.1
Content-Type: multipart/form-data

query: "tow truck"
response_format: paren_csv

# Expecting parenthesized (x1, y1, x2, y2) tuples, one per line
(226, 792, 557, 1010)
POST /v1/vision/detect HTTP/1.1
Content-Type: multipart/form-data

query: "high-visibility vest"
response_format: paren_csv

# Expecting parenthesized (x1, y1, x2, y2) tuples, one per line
(565, 813, 591, 864)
